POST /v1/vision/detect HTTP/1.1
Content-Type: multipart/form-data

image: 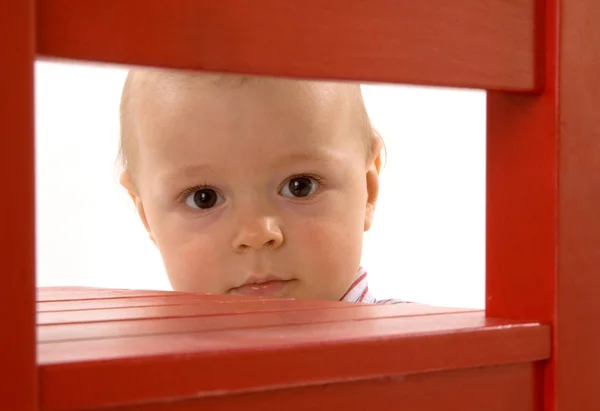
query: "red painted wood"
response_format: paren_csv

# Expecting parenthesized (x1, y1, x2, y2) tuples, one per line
(37, 298, 355, 325)
(553, 1, 600, 407)
(23, 0, 600, 409)
(38, 311, 549, 410)
(0, 0, 36, 409)
(486, 0, 600, 409)
(38, 303, 472, 343)
(37, 287, 180, 302)
(37, 292, 287, 311)
(486, 0, 556, 326)
(75, 363, 542, 411)
(35, 0, 537, 92)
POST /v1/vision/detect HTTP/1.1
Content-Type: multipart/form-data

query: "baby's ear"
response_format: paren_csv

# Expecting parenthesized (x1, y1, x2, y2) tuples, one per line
(371, 131, 384, 174)
(364, 136, 383, 231)
(119, 170, 137, 203)
(119, 171, 155, 244)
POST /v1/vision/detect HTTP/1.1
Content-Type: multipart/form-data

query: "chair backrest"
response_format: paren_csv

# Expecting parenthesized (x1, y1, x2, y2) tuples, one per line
(2, 1, 599, 410)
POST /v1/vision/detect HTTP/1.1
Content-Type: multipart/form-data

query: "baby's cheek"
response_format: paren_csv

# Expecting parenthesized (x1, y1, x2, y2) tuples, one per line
(294, 218, 363, 299)
(295, 217, 361, 262)
(161, 232, 224, 293)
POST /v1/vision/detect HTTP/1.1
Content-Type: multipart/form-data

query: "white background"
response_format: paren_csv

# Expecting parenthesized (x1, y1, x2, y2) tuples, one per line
(34, 61, 486, 309)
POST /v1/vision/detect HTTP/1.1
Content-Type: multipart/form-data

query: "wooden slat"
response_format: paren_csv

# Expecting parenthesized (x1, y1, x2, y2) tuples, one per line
(37, 293, 289, 311)
(37, 298, 354, 325)
(486, 0, 600, 410)
(0, 0, 36, 409)
(37, 287, 179, 302)
(81, 363, 542, 411)
(554, 1, 600, 407)
(38, 312, 550, 410)
(38, 303, 473, 343)
(35, 0, 537, 92)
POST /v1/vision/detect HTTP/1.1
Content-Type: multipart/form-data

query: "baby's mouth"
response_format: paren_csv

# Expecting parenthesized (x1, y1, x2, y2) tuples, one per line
(229, 276, 295, 298)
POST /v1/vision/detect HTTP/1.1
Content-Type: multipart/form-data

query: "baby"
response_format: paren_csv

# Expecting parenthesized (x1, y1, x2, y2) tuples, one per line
(118, 69, 403, 304)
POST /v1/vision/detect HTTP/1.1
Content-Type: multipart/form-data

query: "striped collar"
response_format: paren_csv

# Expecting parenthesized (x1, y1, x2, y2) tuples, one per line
(339, 266, 406, 305)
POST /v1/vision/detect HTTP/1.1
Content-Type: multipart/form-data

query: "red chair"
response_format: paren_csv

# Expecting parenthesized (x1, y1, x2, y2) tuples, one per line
(2, 1, 598, 409)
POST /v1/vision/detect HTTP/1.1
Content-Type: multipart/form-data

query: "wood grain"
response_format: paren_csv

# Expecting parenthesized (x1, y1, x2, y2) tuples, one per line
(35, 0, 537, 91)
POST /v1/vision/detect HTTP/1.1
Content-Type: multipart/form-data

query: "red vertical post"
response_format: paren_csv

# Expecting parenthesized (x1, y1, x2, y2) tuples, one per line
(0, 0, 37, 409)
(487, 0, 600, 410)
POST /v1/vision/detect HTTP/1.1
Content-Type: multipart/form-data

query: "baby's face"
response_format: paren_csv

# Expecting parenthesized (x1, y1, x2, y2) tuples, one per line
(122, 74, 380, 301)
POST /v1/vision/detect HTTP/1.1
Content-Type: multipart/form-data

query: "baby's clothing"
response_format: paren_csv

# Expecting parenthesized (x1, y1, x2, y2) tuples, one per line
(339, 266, 407, 304)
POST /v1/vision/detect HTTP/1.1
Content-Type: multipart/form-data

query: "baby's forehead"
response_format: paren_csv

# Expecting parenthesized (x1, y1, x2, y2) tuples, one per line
(127, 70, 362, 118)
(121, 70, 370, 172)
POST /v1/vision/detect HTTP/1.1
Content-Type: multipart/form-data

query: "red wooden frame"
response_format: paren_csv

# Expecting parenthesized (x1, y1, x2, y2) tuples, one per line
(2, 0, 599, 410)
(36, 0, 538, 91)
(1, 0, 37, 409)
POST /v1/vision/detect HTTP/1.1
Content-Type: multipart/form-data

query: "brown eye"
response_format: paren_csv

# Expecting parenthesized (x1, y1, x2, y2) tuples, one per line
(185, 188, 223, 209)
(281, 176, 319, 198)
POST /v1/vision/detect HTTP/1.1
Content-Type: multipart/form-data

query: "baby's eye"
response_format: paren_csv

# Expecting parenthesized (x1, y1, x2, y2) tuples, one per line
(280, 176, 320, 198)
(184, 188, 224, 210)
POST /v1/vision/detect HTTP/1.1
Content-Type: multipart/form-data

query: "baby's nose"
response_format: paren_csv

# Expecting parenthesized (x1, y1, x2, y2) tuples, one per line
(231, 216, 284, 251)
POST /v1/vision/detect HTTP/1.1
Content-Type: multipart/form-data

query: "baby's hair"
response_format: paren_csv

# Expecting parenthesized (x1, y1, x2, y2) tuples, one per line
(118, 69, 384, 177)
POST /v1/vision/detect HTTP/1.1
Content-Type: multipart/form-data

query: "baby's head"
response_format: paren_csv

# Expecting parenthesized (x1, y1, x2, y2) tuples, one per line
(119, 69, 382, 301)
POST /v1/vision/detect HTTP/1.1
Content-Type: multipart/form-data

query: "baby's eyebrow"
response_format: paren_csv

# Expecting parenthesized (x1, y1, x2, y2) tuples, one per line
(274, 149, 346, 165)
(158, 164, 215, 185)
